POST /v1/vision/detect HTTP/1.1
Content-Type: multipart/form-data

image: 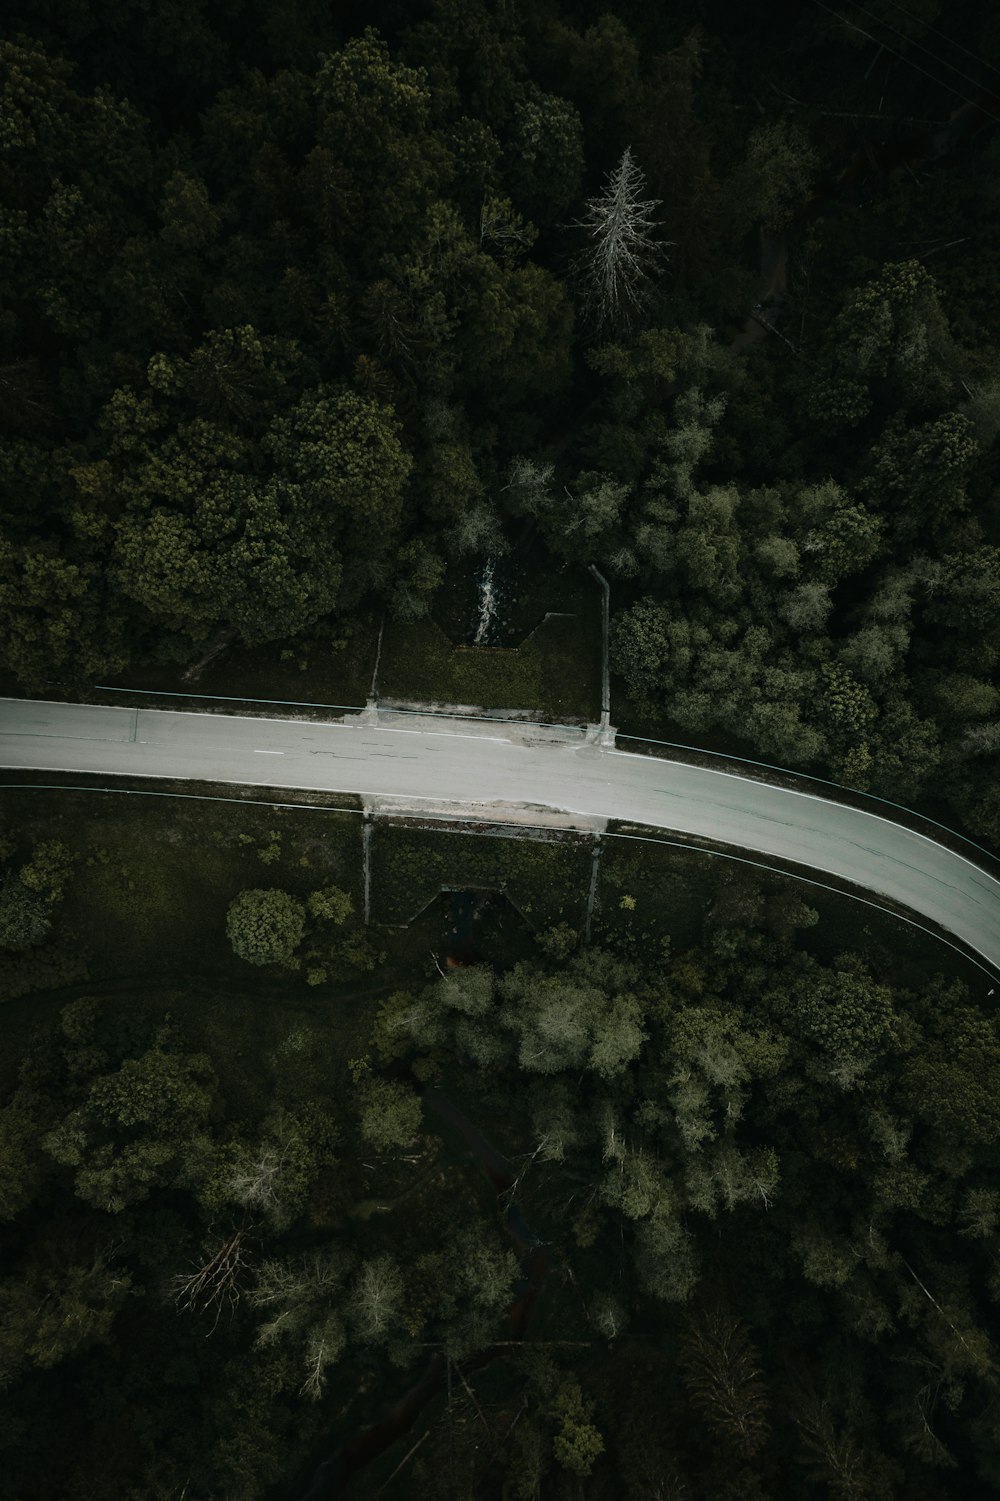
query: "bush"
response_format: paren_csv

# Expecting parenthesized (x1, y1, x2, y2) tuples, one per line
(0, 879, 51, 951)
(307, 886, 353, 924)
(358, 1079, 422, 1150)
(226, 889, 306, 968)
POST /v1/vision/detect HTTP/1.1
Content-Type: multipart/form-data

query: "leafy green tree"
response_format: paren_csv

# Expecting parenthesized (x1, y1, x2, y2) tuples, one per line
(548, 1377, 605, 1478)
(226, 889, 305, 968)
(634, 1196, 699, 1302)
(158, 168, 223, 252)
(0, 1088, 49, 1218)
(313, 27, 446, 272)
(731, 120, 818, 233)
(0, 534, 129, 689)
(42, 1040, 216, 1211)
(794, 961, 894, 1090)
(0, 839, 75, 951)
(307, 886, 353, 926)
(147, 324, 295, 427)
(358, 1078, 422, 1151)
(111, 423, 343, 645)
(798, 480, 882, 584)
(262, 382, 413, 607)
(590, 994, 647, 1079)
(0, 877, 51, 951)
(102, 372, 413, 649)
(498, 966, 607, 1075)
(801, 259, 958, 431)
(535, 11, 641, 152)
(458, 256, 574, 406)
(503, 83, 584, 227)
(0, 1233, 132, 1388)
(19, 839, 74, 901)
(901, 1002, 1000, 1146)
(536, 469, 632, 561)
(862, 411, 978, 541)
(535, 922, 579, 963)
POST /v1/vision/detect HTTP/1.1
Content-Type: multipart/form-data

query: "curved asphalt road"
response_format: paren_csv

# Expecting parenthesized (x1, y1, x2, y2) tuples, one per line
(2, 696, 999, 973)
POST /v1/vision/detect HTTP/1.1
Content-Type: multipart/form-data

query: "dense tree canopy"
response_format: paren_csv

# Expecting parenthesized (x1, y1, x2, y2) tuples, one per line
(2, 1, 1000, 1497)
(1, 0, 998, 848)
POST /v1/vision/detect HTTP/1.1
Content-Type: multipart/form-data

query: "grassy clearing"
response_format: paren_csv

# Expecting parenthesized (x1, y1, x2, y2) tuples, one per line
(370, 823, 596, 933)
(0, 781, 384, 1109)
(594, 834, 717, 952)
(0, 782, 364, 981)
(593, 824, 987, 994)
(379, 611, 601, 721)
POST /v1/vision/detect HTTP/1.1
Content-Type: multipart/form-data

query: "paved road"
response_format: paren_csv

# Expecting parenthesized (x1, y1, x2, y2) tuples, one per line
(2, 697, 999, 972)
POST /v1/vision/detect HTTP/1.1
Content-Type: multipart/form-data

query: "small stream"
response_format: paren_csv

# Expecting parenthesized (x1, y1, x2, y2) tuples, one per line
(473, 558, 499, 645)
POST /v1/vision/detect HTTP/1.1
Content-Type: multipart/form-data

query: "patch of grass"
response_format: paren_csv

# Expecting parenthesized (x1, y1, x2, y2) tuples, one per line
(0, 782, 365, 987)
(371, 824, 595, 933)
(380, 611, 601, 721)
(594, 834, 717, 951)
(593, 824, 986, 994)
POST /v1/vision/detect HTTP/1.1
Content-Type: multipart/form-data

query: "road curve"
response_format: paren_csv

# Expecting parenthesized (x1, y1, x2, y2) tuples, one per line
(2, 697, 999, 973)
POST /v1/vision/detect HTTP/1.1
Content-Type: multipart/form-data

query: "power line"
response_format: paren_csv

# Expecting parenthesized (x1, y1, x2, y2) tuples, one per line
(877, 0, 1000, 86)
(811, 0, 1000, 124)
(813, 0, 998, 118)
(838, 0, 997, 100)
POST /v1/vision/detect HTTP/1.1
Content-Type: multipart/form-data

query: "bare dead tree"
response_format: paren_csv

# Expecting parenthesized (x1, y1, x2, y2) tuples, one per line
(566, 147, 673, 338)
(679, 1299, 771, 1458)
(479, 194, 536, 260)
(169, 1220, 252, 1334)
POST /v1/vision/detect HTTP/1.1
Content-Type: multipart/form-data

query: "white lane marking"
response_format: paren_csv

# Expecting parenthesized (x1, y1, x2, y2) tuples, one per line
(253, 749, 284, 755)
(376, 727, 510, 743)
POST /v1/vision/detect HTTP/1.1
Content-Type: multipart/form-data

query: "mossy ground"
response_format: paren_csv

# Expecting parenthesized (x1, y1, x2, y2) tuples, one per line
(594, 822, 990, 996)
(379, 610, 601, 721)
(371, 823, 595, 932)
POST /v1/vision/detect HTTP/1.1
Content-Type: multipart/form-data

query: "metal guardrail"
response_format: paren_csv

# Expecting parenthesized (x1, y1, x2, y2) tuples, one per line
(92, 684, 591, 733)
(616, 731, 1000, 872)
(93, 685, 366, 713)
(0, 782, 363, 815)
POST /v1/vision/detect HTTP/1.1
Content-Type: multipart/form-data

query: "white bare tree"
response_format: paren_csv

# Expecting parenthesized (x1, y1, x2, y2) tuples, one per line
(347, 1255, 404, 1344)
(567, 147, 672, 337)
(499, 455, 556, 518)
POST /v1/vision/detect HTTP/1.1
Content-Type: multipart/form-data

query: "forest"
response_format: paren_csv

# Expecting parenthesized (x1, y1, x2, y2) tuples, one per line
(2, 0, 1000, 1497)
